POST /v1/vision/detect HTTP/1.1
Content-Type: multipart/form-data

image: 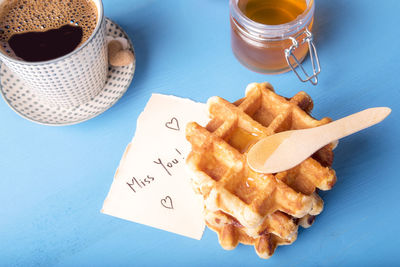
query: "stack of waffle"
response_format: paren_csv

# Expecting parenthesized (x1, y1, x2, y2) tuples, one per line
(186, 82, 337, 259)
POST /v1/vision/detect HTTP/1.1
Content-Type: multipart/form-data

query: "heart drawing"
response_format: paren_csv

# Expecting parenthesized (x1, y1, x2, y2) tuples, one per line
(165, 117, 180, 131)
(161, 196, 174, 209)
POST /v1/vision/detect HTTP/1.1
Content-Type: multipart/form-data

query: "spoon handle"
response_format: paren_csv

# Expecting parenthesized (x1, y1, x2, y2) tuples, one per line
(318, 107, 391, 143)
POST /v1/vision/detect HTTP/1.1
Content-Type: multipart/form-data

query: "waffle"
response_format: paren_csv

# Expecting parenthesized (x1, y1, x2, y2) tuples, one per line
(186, 82, 337, 258)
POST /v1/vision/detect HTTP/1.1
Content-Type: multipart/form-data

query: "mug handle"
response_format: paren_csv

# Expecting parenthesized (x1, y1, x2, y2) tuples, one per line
(284, 28, 321, 86)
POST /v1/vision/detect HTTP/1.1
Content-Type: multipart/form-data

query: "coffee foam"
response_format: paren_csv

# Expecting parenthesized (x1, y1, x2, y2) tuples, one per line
(0, 0, 98, 54)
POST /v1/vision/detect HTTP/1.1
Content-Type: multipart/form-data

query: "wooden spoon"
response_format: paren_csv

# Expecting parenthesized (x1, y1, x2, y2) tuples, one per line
(247, 107, 391, 174)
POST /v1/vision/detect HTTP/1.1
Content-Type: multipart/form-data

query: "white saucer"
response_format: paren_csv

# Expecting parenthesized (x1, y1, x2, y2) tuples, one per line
(0, 18, 136, 126)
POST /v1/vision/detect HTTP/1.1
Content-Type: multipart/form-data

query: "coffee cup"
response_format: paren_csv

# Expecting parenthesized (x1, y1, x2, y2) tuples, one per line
(0, 0, 108, 108)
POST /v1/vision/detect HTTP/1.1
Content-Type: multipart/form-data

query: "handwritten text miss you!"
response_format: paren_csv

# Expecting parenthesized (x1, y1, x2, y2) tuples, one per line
(126, 116, 185, 194)
(126, 148, 185, 193)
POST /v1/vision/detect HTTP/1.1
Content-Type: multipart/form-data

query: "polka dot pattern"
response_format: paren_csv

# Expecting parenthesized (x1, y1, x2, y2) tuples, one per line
(0, 16, 108, 108)
(0, 18, 135, 126)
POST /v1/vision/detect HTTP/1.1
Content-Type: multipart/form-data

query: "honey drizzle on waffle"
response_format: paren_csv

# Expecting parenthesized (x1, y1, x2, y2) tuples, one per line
(186, 82, 337, 259)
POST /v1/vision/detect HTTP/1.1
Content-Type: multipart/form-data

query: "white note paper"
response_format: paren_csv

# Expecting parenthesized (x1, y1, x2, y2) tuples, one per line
(101, 94, 209, 240)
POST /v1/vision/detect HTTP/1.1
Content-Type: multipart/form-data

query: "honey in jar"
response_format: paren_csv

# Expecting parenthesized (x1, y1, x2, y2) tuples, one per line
(239, 0, 307, 25)
(230, 0, 320, 84)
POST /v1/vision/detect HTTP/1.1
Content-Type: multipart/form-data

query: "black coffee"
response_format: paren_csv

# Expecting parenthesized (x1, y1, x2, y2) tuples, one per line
(8, 24, 83, 62)
(0, 0, 97, 61)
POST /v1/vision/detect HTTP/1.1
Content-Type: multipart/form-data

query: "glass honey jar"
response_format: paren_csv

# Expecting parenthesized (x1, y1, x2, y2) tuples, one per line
(230, 0, 320, 85)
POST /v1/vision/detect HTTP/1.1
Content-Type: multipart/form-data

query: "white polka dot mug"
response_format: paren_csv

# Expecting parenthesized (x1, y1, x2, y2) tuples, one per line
(0, 0, 108, 108)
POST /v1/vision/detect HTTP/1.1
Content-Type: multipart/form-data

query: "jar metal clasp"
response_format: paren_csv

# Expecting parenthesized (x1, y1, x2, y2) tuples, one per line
(284, 28, 321, 85)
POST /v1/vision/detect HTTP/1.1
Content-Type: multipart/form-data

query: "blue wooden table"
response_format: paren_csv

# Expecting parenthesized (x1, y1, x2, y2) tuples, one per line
(1, 0, 399, 266)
